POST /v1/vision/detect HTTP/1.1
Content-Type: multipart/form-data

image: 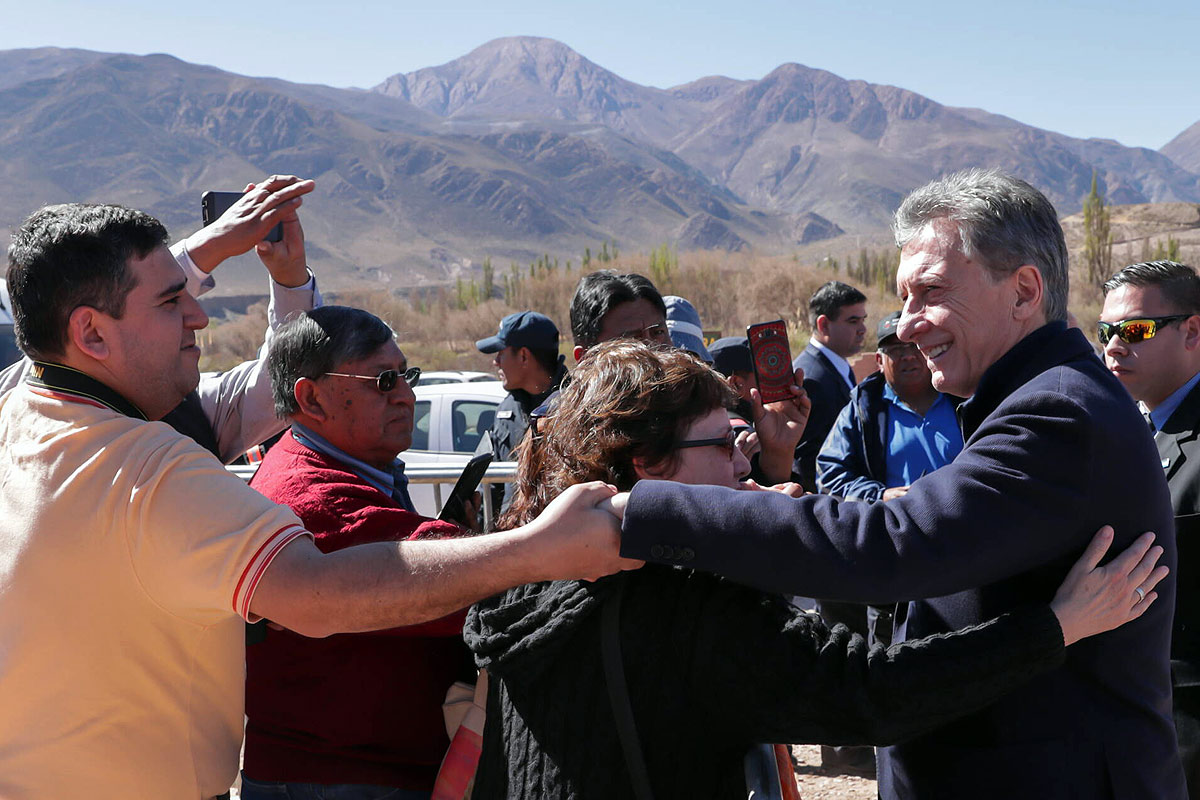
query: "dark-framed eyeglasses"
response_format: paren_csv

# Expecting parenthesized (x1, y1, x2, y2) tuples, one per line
(1097, 316, 1190, 346)
(322, 366, 421, 392)
(878, 341, 920, 359)
(675, 429, 738, 461)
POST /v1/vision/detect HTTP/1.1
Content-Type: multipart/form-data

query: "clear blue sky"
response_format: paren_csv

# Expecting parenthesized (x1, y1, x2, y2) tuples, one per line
(3, 0, 1197, 150)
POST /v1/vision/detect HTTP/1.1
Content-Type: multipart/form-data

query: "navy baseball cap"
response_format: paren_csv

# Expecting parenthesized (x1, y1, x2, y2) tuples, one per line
(709, 336, 753, 377)
(876, 311, 902, 347)
(476, 311, 560, 354)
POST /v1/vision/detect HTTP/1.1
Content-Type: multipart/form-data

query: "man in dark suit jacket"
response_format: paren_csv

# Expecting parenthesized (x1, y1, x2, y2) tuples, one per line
(610, 169, 1186, 798)
(1102, 260, 1200, 798)
(792, 281, 868, 491)
(790, 280, 873, 774)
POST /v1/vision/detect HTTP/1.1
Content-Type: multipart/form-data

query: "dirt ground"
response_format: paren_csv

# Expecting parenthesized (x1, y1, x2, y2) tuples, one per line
(788, 744, 877, 800)
(228, 744, 875, 799)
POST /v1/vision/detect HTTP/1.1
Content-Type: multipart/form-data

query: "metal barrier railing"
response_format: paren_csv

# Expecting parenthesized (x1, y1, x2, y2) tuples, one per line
(229, 462, 518, 529)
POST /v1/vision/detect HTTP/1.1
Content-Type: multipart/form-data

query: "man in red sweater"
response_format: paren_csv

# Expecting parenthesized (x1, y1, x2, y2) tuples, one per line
(246, 305, 475, 800)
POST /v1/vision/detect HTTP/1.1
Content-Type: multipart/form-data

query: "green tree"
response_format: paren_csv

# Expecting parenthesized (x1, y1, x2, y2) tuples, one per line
(1082, 172, 1114, 287)
(481, 257, 494, 300)
(1151, 235, 1182, 262)
(649, 242, 678, 288)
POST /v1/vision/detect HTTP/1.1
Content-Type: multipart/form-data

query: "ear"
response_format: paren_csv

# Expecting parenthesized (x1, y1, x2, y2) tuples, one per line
(815, 314, 830, 337)
(875, 351, 884, 371)
(1183, 315, 1200, 353)
(293, 376, 329, 422)
(1011, 265, 1045, 322)
(572, 344, 586, 363)
(66, 306, 110, 361)
(631, 455, 669, 481)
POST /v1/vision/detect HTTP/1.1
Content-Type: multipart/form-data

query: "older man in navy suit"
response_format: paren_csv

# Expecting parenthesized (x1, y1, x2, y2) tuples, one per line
(609, 169, 1185, 799)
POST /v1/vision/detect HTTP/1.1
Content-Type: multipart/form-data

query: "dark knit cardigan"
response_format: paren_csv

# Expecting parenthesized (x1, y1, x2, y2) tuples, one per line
(464, 565, 1065, 800)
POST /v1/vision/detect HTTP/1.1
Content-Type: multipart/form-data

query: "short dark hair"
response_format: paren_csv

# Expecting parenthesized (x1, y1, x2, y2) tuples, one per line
(894, 168, 1069, 322)
(570, 271, 666, 348)
(808, 281, 867, 329)
(268, 306, 395, 417)
(1102, 261, 1200, 316)
(7, 203, 167, 359)
(525, 346, 561, 377)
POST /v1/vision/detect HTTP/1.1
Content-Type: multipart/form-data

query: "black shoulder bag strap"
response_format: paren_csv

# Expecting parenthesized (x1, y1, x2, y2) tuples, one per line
(602, 581, 656, 800)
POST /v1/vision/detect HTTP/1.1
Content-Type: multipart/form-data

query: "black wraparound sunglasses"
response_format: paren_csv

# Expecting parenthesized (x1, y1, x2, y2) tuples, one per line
(1097, 316, 1190, 345)
(322, 366, 421, 392)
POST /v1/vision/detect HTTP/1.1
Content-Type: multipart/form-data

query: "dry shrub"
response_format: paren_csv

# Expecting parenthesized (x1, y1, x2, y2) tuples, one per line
(200, 250, 912, 374)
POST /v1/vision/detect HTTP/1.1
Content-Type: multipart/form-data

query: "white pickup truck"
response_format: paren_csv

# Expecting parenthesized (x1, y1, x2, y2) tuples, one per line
(229, 375, 513, 520)
(403, 379, 510, 517)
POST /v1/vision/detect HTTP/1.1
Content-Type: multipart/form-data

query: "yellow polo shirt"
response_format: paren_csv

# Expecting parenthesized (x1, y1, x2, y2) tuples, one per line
(0, 386, 309, 798)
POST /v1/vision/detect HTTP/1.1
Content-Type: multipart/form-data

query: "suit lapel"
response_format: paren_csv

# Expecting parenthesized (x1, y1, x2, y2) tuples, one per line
(812, 346, 852, 403)
(1158, 381, 1200, 479)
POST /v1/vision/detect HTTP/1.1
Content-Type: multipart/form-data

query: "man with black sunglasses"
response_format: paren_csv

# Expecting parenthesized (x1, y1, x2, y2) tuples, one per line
(1102, 259, 1200, 798)
(243, 305, 487, 798)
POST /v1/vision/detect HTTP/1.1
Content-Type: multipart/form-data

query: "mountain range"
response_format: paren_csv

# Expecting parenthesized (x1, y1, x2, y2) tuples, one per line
(1, 38, 1198, 294)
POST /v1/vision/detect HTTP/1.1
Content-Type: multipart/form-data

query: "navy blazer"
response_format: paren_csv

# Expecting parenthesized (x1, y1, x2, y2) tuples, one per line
(1159, 380, 1200, 673)
(792, 342, 853, 491)
(622, 323, 1184, 799)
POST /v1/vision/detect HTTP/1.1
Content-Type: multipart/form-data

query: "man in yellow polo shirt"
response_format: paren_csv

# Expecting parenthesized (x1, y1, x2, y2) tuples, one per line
(0, 203, 634, 799)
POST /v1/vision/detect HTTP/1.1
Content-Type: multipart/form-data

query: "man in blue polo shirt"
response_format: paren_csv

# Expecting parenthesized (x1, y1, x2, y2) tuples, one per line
(817, 311, 964, 504)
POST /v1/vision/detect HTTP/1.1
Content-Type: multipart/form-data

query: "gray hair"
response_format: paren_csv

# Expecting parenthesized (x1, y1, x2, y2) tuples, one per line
(267, 306, 395, 417)
(894, 168, 1069, 322)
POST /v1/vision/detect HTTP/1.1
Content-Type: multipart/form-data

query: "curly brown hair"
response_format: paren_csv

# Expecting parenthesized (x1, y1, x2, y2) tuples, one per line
(498, 340, 735, 529)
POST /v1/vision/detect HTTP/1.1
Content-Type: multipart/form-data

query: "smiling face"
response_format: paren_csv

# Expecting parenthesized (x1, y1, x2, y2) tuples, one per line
(895, 219, 1034, 397)
(313, 340, 416, 468)
(1101, 283, 1200, 410)
(100, 245, 209, 419)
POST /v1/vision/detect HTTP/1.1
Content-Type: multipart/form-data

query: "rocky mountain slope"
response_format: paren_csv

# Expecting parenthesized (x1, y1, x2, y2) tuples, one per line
(378, 38, 1200, 232)
(1163, 120, 1200, 175)
(3, 39, 1198, 295)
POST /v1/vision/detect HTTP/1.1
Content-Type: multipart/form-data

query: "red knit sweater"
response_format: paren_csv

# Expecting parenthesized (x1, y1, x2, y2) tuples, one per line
(245, 431, 473, 789)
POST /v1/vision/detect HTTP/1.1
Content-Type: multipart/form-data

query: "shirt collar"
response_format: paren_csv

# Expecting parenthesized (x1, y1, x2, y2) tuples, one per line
(25, 361, 147, 420)
(809, 338, 855, 389)
(958, 321, 1091, 439)
(1150, 369, 1200, 431)
(290, 421, 411, 508)
(882, 381, 948, 416)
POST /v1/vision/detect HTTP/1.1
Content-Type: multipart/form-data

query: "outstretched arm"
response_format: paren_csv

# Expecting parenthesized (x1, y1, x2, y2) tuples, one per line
(250, 482, 641, 637)
(690, 527, 1164, 746)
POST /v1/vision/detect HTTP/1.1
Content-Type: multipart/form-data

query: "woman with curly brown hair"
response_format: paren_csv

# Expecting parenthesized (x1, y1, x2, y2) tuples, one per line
(464, 340, 1164, 800)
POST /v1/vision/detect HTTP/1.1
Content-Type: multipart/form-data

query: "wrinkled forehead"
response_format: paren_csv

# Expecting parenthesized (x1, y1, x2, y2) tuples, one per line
(335, 339, 407, 373)
(897, 220, 979, 290)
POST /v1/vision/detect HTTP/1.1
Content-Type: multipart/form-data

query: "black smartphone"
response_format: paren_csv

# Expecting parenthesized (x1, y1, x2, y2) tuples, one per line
(746, 319, 795, 404)
(200, 190, 283, 243)
(438, 453, 493, 524)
